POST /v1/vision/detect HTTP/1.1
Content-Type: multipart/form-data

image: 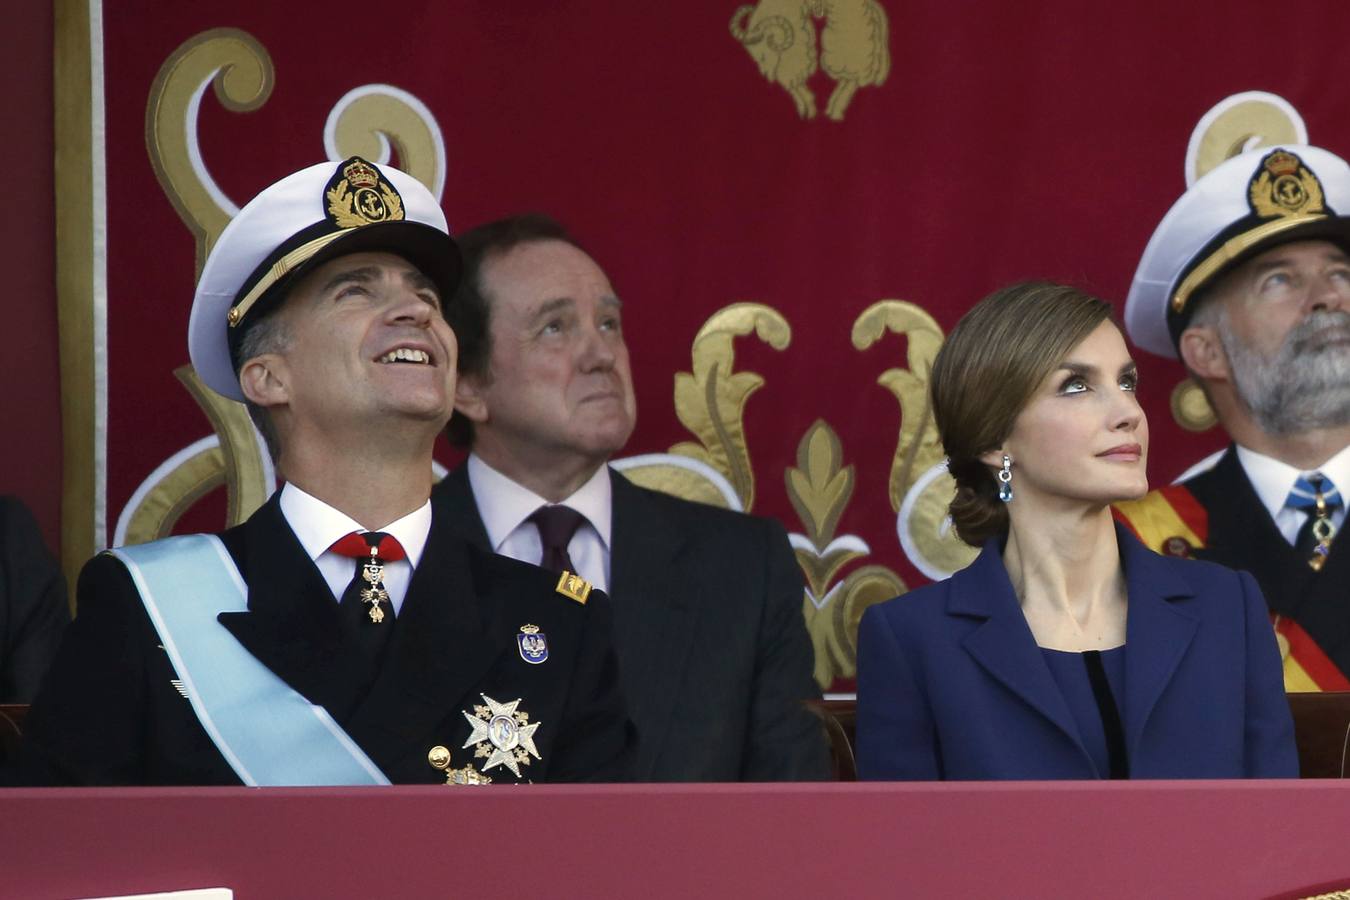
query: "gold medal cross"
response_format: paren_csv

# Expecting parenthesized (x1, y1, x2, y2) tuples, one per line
(360, 558, 389, 623)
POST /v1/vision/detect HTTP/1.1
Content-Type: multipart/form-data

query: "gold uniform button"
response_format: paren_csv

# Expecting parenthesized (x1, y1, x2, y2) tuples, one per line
(427, 745, 451, 770)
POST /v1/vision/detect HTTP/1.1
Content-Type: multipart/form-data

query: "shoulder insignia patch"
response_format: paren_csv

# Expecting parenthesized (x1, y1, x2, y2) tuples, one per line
(555, 570, 592, 605)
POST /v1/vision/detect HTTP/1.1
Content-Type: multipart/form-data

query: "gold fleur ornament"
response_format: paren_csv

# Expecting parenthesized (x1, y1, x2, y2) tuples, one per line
(462, 694, 542, 778)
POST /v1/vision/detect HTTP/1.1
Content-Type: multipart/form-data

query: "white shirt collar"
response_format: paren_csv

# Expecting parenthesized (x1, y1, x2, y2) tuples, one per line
(277, 482, 431, 568)
(1234, 443, 1350, 518)
(466, 454, 612, 552)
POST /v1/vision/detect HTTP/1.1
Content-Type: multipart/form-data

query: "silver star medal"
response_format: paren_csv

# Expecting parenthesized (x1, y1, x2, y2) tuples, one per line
(462, 694, 541, 777)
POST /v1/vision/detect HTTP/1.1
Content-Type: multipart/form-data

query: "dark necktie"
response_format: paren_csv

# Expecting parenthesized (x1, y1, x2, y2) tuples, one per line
(528, 505, 586, 574)
(1287, 474, 1342, 570)
(330, 531, 406, 662)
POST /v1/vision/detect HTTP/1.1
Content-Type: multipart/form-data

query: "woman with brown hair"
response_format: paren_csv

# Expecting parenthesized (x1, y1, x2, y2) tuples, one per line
(856, 282, 1296, 780)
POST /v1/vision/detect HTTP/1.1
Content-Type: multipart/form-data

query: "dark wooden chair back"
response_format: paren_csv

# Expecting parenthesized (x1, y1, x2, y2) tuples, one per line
(1288, 692, 1350, 778)
(805, 699, 857, 781)
(806, 693, 1350, 780)
(0, 704, 29, 765)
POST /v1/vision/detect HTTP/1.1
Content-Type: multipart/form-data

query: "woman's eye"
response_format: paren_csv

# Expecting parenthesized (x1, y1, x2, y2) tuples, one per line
(1119, 372, 1138, 392)
(1060, 377, 1087, 394)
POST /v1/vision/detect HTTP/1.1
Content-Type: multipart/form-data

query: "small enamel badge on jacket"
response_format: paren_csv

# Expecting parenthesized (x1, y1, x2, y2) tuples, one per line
(517, 624, 549, 664)
(555, 570, 592, 605)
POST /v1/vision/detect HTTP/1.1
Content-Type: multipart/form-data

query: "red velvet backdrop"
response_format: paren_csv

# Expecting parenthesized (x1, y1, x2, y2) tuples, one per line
(73, 2, 1350, 602)
(5, 5, 58, 552)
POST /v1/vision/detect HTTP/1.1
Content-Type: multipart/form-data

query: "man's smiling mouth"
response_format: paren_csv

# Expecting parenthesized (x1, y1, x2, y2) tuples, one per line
(377, 348, 432, 365)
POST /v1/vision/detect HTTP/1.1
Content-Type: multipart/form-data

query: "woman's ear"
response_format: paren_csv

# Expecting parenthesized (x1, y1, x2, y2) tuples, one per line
(978, 448, 1007, 469)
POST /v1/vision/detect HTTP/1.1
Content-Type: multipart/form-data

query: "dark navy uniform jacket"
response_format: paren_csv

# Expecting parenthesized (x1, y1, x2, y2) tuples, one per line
(8, 495, 633, 785)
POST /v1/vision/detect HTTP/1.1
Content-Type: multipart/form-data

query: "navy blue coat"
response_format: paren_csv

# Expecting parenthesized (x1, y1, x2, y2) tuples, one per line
(856, 523, 1297, 780)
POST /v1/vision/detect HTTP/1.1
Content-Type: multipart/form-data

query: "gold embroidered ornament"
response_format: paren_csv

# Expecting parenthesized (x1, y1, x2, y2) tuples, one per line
(427, 745, 492, 785)
(462, 694, 542, 778)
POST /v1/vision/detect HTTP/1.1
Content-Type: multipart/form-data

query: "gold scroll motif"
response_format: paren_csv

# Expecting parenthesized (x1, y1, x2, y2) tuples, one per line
(147, 28, 274, 275)
(326, 92, 444, 196)
(664, 302, 917, 687)
(853, 301, 977, 576)
(119, 446, 225, 548)
(729, 0, 890, 122)
(1190, 95, 1305, 186)
(1171, 379, 1217, 433)
(785, 421, 903, 687)
(1170, 92, 1307, 432)
(120, 366, 272, 543)
(851, 300, 944, 512)
(670, 303, 790, 511)
(132, 30, 449, 541)
(128, 30, 277, 542)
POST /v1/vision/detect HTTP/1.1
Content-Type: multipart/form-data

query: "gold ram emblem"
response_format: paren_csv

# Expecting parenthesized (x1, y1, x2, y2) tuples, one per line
(729, 0, 890, 121)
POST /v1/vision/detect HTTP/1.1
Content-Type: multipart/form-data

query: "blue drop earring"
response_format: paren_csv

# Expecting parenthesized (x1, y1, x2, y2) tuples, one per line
(998, 454, 1013, 503)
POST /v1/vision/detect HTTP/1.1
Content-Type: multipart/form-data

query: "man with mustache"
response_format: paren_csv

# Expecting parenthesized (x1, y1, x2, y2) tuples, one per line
(432, 214, 829, 781)
(1117, 144, 1350, 689)
(8, 161, 631, 785)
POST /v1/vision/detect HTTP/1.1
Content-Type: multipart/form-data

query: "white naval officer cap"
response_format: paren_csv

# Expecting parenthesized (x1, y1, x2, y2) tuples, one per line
(1124, 144, 1350, 359)
(188, 156, 459, 401)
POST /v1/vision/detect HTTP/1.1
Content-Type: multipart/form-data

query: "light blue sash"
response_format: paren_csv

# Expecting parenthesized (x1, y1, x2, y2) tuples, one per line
(111, 535, 390, 786)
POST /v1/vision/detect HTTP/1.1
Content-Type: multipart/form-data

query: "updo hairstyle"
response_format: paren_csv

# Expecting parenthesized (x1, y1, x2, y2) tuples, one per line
(930, 281, 1113, 547)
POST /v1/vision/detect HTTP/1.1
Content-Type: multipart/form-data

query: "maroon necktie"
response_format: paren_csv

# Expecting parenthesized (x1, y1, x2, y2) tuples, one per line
(330, 531, 406, 661)
(528, 505, 586, 574)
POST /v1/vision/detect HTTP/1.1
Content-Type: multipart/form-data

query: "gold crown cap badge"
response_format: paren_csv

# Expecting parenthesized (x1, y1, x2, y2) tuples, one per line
(1249, 150, 1325, 219)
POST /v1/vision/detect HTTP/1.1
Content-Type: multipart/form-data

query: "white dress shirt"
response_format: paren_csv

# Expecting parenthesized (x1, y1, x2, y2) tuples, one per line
(466, 454, 613, 592)
(1234, 444, 1350, 545)
(277, 482, 431, 615)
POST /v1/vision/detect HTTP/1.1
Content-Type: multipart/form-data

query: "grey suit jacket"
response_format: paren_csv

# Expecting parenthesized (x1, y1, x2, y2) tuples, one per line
(432, 465, 829, 781)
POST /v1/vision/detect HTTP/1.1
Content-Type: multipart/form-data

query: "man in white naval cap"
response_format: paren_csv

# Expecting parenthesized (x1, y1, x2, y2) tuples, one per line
(7, 157, 632, 785)
(1115, 145, 1350, 690)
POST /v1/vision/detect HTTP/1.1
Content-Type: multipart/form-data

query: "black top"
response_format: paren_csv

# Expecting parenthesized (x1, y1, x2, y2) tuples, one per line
(1040, 646, 1128, 779)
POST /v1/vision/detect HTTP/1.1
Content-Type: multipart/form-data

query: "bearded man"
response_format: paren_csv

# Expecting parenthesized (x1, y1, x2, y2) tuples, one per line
(1117, 144, 1350, 689)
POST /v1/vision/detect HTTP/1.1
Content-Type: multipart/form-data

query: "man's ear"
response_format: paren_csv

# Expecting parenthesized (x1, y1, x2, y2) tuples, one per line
(453, 372, 490, 424)
(1178, 325, 1230, 381)
(238, 354, 290, 408)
